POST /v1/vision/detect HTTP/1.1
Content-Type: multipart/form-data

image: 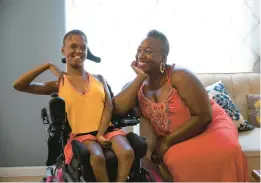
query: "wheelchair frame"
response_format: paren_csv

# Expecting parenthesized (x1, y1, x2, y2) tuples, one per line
(41, 92, 156, 182)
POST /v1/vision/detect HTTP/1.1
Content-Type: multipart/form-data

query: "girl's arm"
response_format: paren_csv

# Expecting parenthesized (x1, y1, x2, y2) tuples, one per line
(13, 63, 60, 95)
(95, 74, 114, 137)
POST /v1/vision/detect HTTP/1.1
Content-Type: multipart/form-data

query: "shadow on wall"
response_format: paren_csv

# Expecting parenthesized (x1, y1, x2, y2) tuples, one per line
(253, 59, 260, 72)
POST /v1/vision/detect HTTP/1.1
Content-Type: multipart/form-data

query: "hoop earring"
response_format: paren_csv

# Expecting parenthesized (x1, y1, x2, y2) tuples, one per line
(160, 62, 165, 73)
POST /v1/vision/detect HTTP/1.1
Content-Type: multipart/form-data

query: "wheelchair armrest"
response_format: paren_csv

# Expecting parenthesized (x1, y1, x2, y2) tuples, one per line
(113, 116, 140, 128)
(72, 140, 90, 162)
(127, 132, 147, 158)
(119, 118, 140, 127)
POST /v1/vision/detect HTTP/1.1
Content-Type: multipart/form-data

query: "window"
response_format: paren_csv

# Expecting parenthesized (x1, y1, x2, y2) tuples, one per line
(65, 0, 259, 134)
(65, 0, 259, 94)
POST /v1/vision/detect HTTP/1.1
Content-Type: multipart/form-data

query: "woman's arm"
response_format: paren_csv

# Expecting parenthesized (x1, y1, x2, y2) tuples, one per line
(13, 63, 59, 95)
(112, 76, 145, 116)
(112, 63, 148, 116)
(152, 68, 212, 163)
(95, 74, 114, 137)
(166, 68, 212, 145)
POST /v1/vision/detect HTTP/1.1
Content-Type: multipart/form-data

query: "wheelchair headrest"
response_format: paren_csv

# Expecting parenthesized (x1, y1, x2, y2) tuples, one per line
(61, 48, 101, 63)
(50, 92, 59, 98)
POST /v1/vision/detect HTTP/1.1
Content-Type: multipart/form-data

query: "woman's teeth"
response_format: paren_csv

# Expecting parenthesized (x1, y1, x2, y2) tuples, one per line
(138, 62, 146, 66)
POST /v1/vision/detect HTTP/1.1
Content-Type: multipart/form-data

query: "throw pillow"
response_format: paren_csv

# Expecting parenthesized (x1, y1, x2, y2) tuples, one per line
(246, 94, 260, 128)
(205, 80, 255, 131)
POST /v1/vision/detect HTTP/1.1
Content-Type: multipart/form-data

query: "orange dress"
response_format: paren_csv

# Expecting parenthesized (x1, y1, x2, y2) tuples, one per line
(58, 73, 125, 164)
(137, 65, 249, 182)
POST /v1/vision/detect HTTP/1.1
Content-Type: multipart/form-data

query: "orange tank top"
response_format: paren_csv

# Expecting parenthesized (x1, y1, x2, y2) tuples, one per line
(58, 73, 106, 134)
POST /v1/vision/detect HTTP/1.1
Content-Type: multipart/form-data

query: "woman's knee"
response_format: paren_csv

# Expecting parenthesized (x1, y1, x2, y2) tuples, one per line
(224, 140, 242, 156)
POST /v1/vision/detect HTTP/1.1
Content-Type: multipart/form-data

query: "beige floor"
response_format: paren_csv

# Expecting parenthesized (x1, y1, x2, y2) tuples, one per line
(0, 176, 43, 182)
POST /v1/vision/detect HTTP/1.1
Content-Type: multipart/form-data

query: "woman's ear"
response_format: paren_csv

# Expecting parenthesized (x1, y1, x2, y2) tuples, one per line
(162, 55, 167, 64)
(61, 46, 65, 56)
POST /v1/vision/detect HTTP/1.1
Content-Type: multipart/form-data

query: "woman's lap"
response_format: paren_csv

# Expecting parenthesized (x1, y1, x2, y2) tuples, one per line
(162, 125, 248, 181)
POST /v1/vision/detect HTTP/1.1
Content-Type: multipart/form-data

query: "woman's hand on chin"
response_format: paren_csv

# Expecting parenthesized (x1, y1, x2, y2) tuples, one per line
(131, 60, 148, 80)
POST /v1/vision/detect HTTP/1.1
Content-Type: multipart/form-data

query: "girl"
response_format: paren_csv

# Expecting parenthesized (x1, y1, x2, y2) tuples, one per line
(13, 29, 134, 182)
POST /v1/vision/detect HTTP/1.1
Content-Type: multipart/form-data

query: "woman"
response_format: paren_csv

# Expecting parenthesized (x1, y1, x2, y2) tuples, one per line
(112, 30, 249, 182)
(13, 29, 134, 182)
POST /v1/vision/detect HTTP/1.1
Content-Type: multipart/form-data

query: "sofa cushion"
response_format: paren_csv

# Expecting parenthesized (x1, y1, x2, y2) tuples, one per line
(238, 128, 260, 157)
(196, 73, 260, 120)
(206, 80, 254, 131)
(246, 94, 260, 128)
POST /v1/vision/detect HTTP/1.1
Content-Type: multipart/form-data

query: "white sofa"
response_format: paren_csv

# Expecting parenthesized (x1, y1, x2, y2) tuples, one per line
(140, 72, 260, 181)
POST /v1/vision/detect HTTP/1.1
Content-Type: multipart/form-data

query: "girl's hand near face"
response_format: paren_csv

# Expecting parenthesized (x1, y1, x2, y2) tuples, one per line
(48, 62, 69, 87)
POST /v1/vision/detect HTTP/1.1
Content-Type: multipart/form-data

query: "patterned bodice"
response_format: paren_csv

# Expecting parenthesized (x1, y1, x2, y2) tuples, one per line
(137, 65, 191, 136)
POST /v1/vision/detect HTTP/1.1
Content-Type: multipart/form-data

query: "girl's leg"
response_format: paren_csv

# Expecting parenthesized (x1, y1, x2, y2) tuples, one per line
(82, 140, 109, 182)
(110, 135, 135, 182)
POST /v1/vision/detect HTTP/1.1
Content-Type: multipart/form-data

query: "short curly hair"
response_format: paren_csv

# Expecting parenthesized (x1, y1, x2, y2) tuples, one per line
(147, 29, 169, 57)
(63, 29, 87, 45)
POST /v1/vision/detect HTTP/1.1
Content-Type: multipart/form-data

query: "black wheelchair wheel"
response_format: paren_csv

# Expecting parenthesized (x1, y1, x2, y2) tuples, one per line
(41, 177, 47, 182)
(63, 171, 74, 182)
(141, 167, 157, 182)
(127, 167, 156, 182)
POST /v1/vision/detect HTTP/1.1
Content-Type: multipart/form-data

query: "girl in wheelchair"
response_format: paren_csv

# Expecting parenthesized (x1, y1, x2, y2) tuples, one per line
(13, 29, 135, 182)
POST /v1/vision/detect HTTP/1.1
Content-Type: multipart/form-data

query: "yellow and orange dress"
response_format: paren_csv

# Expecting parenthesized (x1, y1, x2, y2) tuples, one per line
(58, 73, 125, 164)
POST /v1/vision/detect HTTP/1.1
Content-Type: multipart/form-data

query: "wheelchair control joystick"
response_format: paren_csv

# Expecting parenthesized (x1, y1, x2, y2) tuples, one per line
(41, 108, 50, 124)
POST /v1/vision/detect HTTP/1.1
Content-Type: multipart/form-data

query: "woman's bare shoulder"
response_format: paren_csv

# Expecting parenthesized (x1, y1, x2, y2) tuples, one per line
(169, 64, 197, 85)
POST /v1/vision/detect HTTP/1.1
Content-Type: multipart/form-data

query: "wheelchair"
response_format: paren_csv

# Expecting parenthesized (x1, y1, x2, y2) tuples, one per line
(40, 89, 157, 182)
